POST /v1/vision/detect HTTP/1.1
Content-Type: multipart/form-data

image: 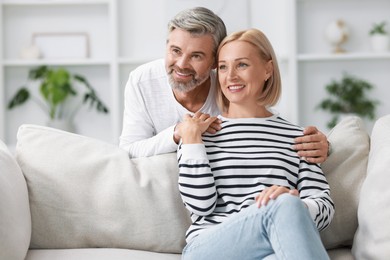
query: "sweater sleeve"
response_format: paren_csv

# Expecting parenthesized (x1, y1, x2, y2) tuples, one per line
(177, 143, 217, 216)
(119, 71, 178, 158)
(298, 160, 335, 231)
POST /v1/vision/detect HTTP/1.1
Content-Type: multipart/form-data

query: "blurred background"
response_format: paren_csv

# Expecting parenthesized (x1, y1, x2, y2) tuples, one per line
(1, 0, 389, 148)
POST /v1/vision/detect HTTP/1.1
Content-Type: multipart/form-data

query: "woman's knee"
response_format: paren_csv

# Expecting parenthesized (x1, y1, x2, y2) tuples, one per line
(269, 193, 306, 216)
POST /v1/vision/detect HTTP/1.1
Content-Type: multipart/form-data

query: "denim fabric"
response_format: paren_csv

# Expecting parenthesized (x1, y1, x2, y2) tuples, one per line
(182, 194, 329, 260)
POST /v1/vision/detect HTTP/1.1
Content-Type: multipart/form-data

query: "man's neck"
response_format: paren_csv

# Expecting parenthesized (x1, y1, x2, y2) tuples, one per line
(173, 78, 211, 113)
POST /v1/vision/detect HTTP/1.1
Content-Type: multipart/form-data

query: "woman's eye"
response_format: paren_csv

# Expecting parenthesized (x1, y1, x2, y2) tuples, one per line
(218, 64, 227, 71)
(238, 62, 248, 68)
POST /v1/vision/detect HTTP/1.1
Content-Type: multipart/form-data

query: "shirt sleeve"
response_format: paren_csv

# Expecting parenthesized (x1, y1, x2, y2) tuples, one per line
(298, 160, 335, 231)
(177, 143, 217, 216)
(119, 71, 178, 158)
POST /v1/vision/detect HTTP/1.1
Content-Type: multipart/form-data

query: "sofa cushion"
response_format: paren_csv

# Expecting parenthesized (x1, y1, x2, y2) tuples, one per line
(16, 124, 191, 253)
(320, 116, 369, 249)
(26, 248, 181, 260)
(0, 140, 31, 260)
(352, 114, 390, 259)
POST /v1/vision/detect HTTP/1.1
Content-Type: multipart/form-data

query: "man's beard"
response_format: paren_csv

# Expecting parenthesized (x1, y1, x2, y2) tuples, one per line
(167, 66, 210, 93)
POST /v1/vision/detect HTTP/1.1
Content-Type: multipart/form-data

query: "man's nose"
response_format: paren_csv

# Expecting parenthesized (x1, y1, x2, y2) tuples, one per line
(176, 55, 190, 68)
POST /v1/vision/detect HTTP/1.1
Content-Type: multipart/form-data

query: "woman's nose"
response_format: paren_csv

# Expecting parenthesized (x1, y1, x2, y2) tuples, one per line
(227, 67, 238, 80)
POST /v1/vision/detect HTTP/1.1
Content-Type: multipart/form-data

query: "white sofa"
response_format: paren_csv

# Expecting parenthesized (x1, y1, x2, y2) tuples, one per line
(1, 115, 390, 260)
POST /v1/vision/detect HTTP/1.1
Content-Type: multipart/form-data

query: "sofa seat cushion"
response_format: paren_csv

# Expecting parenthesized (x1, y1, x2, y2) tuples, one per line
(320, 116, 369, 249)
(327, 248, 354, 260)
(0, 139, 31, 260)
(16, 124, 191, 253)
(26, 249, 181, 260)
(352, 114, 390, 258)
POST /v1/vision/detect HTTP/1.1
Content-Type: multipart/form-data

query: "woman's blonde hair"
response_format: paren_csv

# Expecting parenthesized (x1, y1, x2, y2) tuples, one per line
(216, 28, 282, 113)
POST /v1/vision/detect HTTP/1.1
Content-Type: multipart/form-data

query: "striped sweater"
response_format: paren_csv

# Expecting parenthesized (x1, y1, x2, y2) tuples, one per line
(178, 114, 335, 243)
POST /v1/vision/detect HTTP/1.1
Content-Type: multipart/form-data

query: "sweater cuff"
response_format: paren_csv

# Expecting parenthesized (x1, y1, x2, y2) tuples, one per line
(161, 125, 181, 152)
(302, 199, 318, 222)
(180, 144, 208, 161)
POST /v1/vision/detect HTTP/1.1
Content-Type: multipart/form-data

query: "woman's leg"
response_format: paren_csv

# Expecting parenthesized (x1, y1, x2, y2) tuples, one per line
(262, 194, 329, 260)
(182, 194, 329, 260)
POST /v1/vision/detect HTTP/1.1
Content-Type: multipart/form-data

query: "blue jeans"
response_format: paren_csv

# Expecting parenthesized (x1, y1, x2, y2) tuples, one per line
(182, 194, 329, 260)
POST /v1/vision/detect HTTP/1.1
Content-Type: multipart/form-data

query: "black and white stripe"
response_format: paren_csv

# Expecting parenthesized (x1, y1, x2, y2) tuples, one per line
(178, 115, 334, 243)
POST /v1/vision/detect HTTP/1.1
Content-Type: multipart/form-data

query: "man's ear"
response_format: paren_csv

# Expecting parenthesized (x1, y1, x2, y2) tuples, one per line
(212, 59, 218, 70)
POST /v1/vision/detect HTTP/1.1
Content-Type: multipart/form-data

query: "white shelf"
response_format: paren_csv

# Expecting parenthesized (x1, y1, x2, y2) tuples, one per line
(3, 59, 111, 67)
(2, 0, 110, 6)
(118, 57, 161, 65)
(294, 0, 390, 133)
(298, 52, 390, 62)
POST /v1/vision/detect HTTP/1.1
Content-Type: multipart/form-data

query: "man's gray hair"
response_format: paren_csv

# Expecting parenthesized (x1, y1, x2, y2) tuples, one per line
(167, 7, 227, 55)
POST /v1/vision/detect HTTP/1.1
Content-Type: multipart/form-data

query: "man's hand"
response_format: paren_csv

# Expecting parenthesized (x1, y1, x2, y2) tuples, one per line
(294, 126, 329, 164)
(174, 112, 218, 144)
(206, 118, 222, 134)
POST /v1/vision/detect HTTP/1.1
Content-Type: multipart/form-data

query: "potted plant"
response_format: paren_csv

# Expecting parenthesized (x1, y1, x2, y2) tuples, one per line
(369, 21, 389, 52)
(8, 65, 109, 131)
(317, 73, 379, 129)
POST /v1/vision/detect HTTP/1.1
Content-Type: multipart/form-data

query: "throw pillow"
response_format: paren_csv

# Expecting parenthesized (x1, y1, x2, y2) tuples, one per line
(320, 116, 370, 249)
(15, 124, 191, 253)
(352, 114, 390, 259)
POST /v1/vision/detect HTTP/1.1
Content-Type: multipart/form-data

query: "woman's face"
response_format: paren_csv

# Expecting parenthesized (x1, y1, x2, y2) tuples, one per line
(218, 40, 271, 106)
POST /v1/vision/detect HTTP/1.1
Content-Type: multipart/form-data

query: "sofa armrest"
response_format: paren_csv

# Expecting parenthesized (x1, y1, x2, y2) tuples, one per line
(0, 140, 31, 260)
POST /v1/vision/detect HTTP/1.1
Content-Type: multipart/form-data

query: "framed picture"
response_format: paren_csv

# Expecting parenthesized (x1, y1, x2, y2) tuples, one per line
(32, 32, 89, 59)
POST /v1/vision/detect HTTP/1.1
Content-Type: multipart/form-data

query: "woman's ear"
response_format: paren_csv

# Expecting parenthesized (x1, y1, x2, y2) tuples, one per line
(265, 60, 273, 80)
(266, 60, 274, 75)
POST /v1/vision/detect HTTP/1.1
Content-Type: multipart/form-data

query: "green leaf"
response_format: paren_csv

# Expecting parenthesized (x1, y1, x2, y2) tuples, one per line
(8, 65, 110, 119)
(317, 73, 379, 128)
(7, 88, 30, 109)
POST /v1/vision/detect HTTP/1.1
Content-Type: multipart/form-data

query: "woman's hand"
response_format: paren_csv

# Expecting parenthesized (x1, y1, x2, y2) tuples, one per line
(176, 112, 218, 144)
(256, 185, 299, 208)
(293, 126, 329, 164)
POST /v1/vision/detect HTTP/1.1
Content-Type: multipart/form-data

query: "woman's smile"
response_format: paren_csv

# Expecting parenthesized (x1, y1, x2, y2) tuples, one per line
(228, 84, 245, 92)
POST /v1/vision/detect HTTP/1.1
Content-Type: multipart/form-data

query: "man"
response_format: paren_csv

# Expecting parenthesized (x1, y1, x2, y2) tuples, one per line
(119, 7, 329, 162)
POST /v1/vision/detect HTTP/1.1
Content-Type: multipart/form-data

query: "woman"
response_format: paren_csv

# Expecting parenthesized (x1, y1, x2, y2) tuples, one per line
(176, 28, 334, 260)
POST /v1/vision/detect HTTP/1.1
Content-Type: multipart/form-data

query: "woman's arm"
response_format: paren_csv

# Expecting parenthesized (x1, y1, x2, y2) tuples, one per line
(178, 144, 217, 216)
(177, 112, 219, 216)
(297, 161, 335, 231)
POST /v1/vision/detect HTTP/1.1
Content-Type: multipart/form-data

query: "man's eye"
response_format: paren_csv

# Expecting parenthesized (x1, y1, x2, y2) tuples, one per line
(192, 54, 202, 60)
(172, 49, 181, 55)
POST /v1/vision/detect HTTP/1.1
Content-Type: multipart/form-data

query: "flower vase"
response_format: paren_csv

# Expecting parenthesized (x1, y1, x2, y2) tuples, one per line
(370, 34, 389, 52)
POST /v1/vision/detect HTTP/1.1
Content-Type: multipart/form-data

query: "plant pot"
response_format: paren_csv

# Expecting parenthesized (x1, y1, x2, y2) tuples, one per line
(47, 119, 76, 133)
(370, 34, 389, 52)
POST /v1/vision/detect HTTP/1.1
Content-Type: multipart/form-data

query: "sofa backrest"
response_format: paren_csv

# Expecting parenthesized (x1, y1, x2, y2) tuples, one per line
(14, 116, 370, 253)
(320, 116, 370, 249)
(15, 124, 191, 253)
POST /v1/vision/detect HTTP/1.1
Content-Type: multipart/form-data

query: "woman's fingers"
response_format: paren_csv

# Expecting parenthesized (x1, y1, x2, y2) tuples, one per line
(256, 186, 297, 208)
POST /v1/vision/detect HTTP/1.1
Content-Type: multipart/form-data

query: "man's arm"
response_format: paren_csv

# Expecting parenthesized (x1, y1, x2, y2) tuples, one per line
(294, 126, 330, 164)
(119, 72, 177, 158)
